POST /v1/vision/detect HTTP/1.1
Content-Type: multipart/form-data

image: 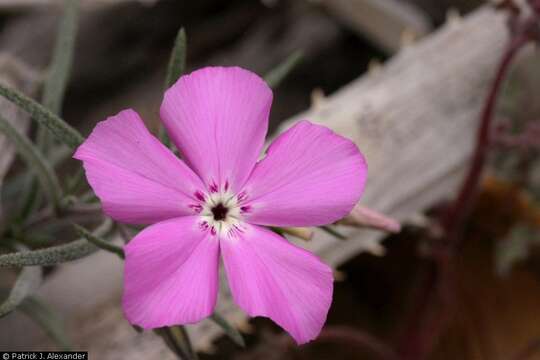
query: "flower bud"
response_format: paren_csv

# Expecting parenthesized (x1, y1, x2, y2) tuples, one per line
(338, 204, 401, 233)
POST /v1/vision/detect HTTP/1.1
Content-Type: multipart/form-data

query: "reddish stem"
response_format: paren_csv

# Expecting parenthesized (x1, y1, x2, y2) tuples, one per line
(398, 31, 529, 360)
(441, 35, 528, 239)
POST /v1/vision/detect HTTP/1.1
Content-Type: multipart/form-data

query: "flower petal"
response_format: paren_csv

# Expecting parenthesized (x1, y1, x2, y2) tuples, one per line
(123, 216, 220, 328)
(74, 109, 206, 224)
(221, 223, 333, 344)
(160, 66, 272, 193)
(241, 121, 367, 227)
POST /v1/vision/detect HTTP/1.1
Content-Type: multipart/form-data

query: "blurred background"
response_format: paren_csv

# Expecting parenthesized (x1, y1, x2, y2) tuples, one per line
(1, 0, 540, 359)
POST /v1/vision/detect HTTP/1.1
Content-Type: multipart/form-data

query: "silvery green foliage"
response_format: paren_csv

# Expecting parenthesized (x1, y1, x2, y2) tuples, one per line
(42, 0, 79, 116)
(165, 28, 187, 89)
(74, 222, 124, 259)
(156, 326, 198, 360)
(0, 115, 63, 209)
(264, 50, 303, 89)
(0, 219, 112, 267)
(0, 264, 42, 317)
(161, 28, 187, 147)
(0, 84, 83, 149)
(211, 313, 246, 347)
(0, 0, 81, 350)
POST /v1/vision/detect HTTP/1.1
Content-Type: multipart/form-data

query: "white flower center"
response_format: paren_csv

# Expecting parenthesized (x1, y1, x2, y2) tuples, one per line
(199, 191, 242, 236)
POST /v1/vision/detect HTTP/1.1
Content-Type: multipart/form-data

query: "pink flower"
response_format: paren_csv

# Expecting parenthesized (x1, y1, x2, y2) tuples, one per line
(74, 67, 367, 344)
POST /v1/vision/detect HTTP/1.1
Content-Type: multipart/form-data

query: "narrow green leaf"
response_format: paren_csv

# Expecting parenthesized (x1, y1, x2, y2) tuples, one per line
(19, 296, 72, 350)
(161, 28, 187, 147)
(17, 174, 41, 222)
(74, 223, 124, 259)
(42, 0, 79, 114)
(0, 83, 84, 149)
(15, 146, 75, 222)
(78, 190, 98, 204)
(264, 50, 303, 89)
(211, 313, 245, 347)
(38, 0, 80, 150)
(0, 115, 63, 208)
(156, 325, 198, 360)
(165, 28, 187, 89)
(66, 166, 85, 193)
(0, 265, 42, 318)
(3, 145, 72, 200)
(0, 219, 112, 267)
(0, 239, 93, 267)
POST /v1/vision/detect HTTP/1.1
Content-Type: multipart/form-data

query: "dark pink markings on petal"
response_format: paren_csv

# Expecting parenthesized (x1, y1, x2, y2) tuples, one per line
(237, 191, 248, 203)
(189, 204, 203, 213)
(224, 180, 230, 192)
(199, 221, 209, 231)
(210, 226, 217, 236)
(209, 182, 219, 193)
(240, 205, 251, 214)
(194, 191, 206, 202)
